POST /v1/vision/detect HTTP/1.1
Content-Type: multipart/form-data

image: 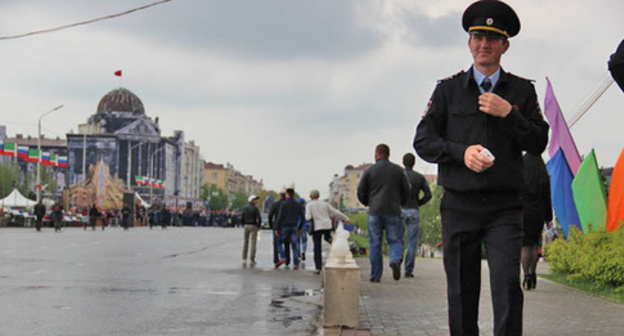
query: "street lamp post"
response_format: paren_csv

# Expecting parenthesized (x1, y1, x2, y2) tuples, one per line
(149, 146, 165, 202)
(127, 141, 146, 189)
(37, 104, 63, 202)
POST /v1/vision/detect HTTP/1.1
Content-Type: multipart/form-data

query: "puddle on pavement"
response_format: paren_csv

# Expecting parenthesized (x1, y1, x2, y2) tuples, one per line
(279, 288, 321, 298)
(100, 287, 157, 295)
(268, 287, 322, 329)
(25, 285, 50, 290)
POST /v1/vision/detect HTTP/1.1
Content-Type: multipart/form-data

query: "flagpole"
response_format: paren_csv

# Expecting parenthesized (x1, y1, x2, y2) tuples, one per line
(149, 146, 165, 202)
(82, 133, 87, 183)
(569, 74, 614, 128)
(37, 104, 63, 202)
(127, 141, 145, 189)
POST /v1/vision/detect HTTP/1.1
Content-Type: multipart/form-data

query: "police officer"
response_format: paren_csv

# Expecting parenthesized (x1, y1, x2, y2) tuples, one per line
(413, 1, 549, 335)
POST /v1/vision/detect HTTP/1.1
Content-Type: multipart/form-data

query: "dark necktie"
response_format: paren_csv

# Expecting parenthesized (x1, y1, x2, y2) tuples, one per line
(481, 78, 492, 92)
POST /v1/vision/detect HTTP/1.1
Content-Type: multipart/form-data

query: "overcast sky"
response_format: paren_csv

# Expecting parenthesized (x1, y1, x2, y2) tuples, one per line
(1, 0, 624, 199)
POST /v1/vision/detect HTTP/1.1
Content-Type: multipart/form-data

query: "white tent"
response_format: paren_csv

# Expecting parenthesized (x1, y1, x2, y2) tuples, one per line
(0, 188, 35, 208)
(135, 192, 150, 208)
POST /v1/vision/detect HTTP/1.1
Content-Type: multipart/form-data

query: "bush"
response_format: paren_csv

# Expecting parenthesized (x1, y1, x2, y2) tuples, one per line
(348, 212, 369, 236)
(347, 212, 370, 256)
(545, 227, 624, 291)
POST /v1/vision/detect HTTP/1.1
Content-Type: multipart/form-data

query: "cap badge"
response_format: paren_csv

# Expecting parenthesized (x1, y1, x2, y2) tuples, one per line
(486, 18, 494, 26)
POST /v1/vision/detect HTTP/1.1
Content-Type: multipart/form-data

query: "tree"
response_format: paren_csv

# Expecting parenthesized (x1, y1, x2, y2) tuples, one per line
(201, 184, 228, 211)
(419, 183, 443, 249)
(230, 191, 248, 211)
(0, 163, 18, 198)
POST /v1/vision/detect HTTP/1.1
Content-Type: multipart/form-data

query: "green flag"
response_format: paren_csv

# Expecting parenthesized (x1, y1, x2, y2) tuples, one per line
(571, 149, 607, 232)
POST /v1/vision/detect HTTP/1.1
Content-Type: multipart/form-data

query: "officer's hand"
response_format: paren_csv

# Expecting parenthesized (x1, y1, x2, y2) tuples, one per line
(274, 230, 279, 237)
(464, 145, 494, 173)
(478, 93, 512, 117)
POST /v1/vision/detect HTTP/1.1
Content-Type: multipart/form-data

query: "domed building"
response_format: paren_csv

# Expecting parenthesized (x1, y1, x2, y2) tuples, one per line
(66, 87, 185, 204)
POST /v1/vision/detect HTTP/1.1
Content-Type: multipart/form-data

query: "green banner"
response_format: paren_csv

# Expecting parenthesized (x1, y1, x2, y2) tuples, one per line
(571, 149, 607, 232)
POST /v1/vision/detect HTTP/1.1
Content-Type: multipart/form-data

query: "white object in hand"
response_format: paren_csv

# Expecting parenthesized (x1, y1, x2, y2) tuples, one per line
(480, 148, 495, 161)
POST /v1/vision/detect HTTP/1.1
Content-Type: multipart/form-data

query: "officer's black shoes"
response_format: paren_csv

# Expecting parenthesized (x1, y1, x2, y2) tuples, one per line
(370, 278, 380, 283)
(390, 260, 401, 281)
(405, 273, 415, 278)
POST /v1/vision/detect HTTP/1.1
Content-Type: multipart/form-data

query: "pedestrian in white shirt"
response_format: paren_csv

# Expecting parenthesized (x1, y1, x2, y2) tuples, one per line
(305, 189, 351, 274)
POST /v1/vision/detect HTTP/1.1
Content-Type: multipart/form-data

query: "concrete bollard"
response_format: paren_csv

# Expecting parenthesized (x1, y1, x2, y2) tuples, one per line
(323, 223, 360, 328)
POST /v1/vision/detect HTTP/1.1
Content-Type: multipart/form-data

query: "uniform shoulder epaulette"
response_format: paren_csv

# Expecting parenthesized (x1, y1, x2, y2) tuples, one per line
(437, 70, 465, 83)
(507, 72, 535, 83)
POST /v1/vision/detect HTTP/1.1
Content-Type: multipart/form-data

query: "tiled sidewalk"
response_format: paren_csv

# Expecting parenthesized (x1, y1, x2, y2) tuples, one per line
(324, 257, 624, 336)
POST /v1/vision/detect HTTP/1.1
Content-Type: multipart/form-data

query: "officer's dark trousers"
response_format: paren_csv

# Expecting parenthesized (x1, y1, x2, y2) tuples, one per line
(441, 208, 523, 336)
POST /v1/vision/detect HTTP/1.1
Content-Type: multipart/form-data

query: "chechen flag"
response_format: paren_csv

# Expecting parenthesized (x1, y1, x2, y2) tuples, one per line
(114, 70, 122, 77)
(28, 148, 40, 163)
(50, 154, 58, 166)
(135, 175, 145, 185)
(3, 142, 15, 156)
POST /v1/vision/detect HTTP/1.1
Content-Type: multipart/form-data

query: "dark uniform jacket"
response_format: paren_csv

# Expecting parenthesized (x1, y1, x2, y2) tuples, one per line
(404, 168, 432, 210)
(242, 204, 261, 227)
(414, 67, 549, 211)
(357, 158, 410, 216)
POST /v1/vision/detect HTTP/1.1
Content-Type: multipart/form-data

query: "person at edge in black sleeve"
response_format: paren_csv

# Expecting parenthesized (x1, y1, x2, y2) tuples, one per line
(520, 152, 552, 291)
(241, 195, 262, 266)
(413, 1, 549, 335)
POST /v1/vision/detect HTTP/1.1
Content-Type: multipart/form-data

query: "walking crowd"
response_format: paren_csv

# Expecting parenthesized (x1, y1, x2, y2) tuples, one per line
(241, 187, 352, 274)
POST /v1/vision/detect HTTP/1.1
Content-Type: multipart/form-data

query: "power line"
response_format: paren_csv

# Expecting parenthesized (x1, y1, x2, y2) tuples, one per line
(0, 0, 172, 41)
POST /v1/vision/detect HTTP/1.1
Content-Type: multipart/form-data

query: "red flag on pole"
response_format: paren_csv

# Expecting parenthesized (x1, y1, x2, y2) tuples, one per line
(114, 70, 122, 77)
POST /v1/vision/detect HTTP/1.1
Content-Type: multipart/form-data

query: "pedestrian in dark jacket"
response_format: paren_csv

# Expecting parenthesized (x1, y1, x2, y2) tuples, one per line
(52, 201, 63, 232)
(160, 206, 170, 229)
(357, 144, 410, 282)
(520, 152, 552, 290)
(269, 193, 290, 266)
(34, 200, 46, 232)
(275, 188, 305, 269)
(241, 195, 261, 265)
(121, 205, 131, 230)
(88, 204, 99, 231)
(401, 153, 432, 278)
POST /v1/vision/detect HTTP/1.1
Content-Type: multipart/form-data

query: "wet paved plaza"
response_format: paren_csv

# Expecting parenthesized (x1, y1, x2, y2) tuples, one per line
(0, 227, 323, 336)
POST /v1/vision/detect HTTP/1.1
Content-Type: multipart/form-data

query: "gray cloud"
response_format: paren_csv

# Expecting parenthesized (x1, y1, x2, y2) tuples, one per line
(401, 9, 465, 48)
(129, 0, 384, 60)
